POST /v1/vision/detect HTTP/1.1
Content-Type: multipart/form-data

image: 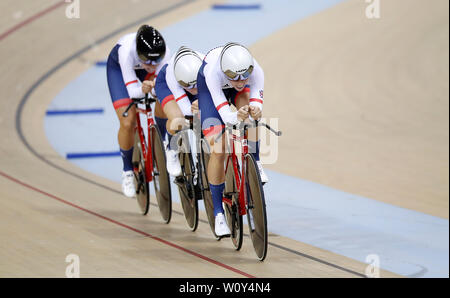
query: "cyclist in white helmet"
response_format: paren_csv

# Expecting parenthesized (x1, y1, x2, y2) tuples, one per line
(197, 42, 266, 237)
(154, 46, 205, 176)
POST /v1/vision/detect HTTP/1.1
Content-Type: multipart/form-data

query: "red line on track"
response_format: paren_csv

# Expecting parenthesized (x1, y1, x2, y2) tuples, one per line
(0, 170, 255, 278)
(0, 1, 66, 42)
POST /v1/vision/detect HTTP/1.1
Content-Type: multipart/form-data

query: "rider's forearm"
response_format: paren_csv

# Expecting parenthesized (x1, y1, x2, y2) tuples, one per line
(249, 99, 263, 112)
(177, 96, 193, 116)
(218, 106, 238, 126)
(126, 84, 145, 99)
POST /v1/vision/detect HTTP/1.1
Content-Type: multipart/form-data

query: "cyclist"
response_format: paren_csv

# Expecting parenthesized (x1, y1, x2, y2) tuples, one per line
(197, 42, 266, 237)
(106, 24, 170, 198)
(154, 46, 205, 177)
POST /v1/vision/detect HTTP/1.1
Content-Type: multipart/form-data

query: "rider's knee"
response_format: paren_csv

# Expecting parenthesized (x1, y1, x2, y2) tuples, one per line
(120, 116, 136, 131)
(210, 143, 226, 161)
(168, 116, 187, 133)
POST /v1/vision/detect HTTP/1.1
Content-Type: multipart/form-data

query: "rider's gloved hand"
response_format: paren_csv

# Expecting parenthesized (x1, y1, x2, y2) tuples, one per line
(237, 105, 249, 122)
(191, 100, 199, 114)
(141, 80, 154, 94)
(249, 106, 262, 121)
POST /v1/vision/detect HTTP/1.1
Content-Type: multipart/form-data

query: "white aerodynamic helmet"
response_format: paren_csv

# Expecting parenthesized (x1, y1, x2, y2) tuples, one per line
(220, 42, 254, 81)
(173, 46, 203, 88)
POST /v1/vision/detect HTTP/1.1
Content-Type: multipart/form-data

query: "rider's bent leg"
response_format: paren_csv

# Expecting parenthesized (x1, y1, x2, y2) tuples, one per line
(207, 132, 230, 236)
(197, 62, 230, 236)
(115, 105, 136, 169)
(164, 100, 188, 146)
(107, 45, 143, 197)
(115, 104, 137, 197)
(154, 100, 168, 140)
(207, 132, 226, 215)
(162, 99, 184, 176)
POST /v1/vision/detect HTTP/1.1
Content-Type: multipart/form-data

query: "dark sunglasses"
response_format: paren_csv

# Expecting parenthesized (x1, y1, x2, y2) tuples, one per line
(224, 65, 254, 81)
(138, 53, 164, 65)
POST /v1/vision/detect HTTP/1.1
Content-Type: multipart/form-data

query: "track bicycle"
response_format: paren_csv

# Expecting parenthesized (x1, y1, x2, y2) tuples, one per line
(215, 120, 281, 261)
(170, 114, 221, 238)
(122, 94, 172, 223)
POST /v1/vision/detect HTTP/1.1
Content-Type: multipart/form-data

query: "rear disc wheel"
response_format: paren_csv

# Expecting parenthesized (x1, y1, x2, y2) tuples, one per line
(245, 154, 268, 261)
(178, 152, 199, 231)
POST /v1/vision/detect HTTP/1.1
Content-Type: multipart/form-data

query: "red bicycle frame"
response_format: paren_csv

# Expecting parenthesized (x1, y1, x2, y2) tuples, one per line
(134, 98, 155, 183)
(224, 128, 249, 216)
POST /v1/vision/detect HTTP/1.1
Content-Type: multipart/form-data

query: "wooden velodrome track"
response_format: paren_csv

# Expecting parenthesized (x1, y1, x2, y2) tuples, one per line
(0, 0, 447, 277)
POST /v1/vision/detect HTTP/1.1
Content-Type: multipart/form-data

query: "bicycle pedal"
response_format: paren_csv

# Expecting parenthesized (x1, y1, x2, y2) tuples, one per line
(218, 234, 231, 239)
(174, 176, 185, 187)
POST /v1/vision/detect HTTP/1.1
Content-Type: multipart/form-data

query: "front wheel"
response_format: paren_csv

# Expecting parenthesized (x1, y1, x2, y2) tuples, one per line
(132, 130, 150, 215)
(245, 154, 268, 261)
(224, 155, 243, 250)
(151, 125, 172, 224)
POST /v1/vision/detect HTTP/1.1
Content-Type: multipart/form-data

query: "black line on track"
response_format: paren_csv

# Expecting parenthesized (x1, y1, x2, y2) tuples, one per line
(14, 0, 365, 278)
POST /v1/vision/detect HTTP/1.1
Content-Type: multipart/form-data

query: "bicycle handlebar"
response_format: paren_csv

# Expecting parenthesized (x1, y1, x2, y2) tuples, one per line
(122, 93, 157, 117)
(214, 120, 282, 143)
(184, 115, 194, 122)
(259, 122, 283, 137)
